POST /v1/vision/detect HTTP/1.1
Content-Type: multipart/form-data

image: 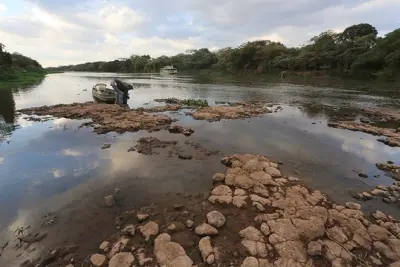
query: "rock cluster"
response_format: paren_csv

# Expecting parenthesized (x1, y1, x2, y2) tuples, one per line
(328, 121, 400, 147)
(167, 125, 195, 136)
(211, 154, 400, 267)
(356, 181, 400, 204)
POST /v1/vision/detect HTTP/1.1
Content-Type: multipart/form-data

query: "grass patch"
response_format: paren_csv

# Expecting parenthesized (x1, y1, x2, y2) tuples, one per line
(0, 68, 46, 90)
(181, 98, 209, 107)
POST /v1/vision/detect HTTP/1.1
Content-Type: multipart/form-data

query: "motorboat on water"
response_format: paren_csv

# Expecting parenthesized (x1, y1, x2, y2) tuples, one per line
(160, 65, 178, 75)
(92, 83, 116, 102)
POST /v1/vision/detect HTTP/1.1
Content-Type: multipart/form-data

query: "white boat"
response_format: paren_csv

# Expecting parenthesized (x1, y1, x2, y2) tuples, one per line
(160, 65, 178, 75)
(92, 83, 116, 102)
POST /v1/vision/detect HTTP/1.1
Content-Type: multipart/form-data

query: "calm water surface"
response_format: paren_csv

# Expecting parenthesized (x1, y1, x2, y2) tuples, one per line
(0, 72, 400, 243)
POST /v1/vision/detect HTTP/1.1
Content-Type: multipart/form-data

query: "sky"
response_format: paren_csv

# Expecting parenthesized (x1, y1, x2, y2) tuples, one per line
(0, 0, 399, 67)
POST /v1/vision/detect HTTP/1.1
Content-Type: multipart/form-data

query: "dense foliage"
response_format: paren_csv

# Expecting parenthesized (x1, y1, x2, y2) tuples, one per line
(0, 43, 44, 83)
(47, 24, 400, 80)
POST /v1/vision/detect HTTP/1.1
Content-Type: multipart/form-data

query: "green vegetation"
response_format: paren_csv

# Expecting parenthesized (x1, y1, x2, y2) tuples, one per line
(0, 43, 45, 89)
(46, 23, 400, 81)
(180, 99, 209, 107)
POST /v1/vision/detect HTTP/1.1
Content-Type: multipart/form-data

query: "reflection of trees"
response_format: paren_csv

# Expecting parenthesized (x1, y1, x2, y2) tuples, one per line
(0, 89, 15, 123)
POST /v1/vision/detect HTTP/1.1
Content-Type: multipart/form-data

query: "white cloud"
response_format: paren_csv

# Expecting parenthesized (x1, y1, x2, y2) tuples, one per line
(0, 157, 4, 164)
(0, 0, 398, 67)
(62, 149, 83, 157)
(51, 169, 65, 178)
(0, 4, 7, 13)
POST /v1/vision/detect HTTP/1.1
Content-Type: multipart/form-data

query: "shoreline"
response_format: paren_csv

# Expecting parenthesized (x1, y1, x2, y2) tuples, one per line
(5, 153, 400, 267)
(0, 70, 46, 90)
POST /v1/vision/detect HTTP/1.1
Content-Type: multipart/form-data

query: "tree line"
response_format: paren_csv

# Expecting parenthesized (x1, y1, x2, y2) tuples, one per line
(47, 23, 400, 80)
(0, 43, 43, 81)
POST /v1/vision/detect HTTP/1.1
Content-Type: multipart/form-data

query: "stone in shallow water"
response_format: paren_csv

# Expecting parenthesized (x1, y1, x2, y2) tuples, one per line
(104, 195, 116, 207)
(213, 173, 225, 182)
(345, 202, 361, 210)
(90, 254, 107, 266)
(139, 221, 159, 241)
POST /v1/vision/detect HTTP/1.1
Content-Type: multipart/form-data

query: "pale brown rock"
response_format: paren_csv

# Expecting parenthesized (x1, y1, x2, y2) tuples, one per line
(233, 195, 248, 208)
(213, 173, 225, 182)
(139, 221, 159, 241)
(90, 254, 107, 266)
(274, 241, 307, 262)
(264, 167, 281, 178)
(137, 213, 149, 222)
(206, 211, 226, 228)
(292, 217, 325, 241)
(250, 194, 270, 205)
(99, 241, 110, 252)
(241, 257, 259, 267)
(372, 211, 387, 221)
(199, 237, 213, 261)
(260, 223, 270, 236)
(239, 226, 265, 242)
(345, 202, 361, 210)
(108, 252, 135, 267)
(368, 224, 391, 241)
(234, 188, 247, 196)
(154, 233, 193, 267)
(109, 237, 130, 257)
(241, 239, 258, 256)
(267, 219, 300, 242)
(307, 241, 322, 256)
(250, 171, 273, 185)
(374, 241, 400, 261)
(195, 223, 218, 236)
(326, 226, 348, 243)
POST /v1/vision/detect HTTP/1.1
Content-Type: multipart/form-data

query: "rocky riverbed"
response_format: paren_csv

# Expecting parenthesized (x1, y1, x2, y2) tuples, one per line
(12, 154, 400, 267)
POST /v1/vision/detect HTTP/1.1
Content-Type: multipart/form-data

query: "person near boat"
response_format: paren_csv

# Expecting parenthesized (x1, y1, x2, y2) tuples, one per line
(110, 79, 133, 105)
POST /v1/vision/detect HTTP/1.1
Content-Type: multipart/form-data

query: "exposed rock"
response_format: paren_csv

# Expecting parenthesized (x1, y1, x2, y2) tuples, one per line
(174, 204, 184, 210)
(137, 213, 149, 222)
(206, 211, 226, 228)
(195, 223, 218, 236)
(199, 237, 213, 262)
(243, 158, 264, 172)
(250, 194, 270, 205)
(186, 220, 194, 228)
(368, 224, 391, 241)
(307, 241, 322, 256)
(373, 211, 388, 221)
(122, 225, 135, 236)
(326, 226, 348, 243)
(101, 144, 111, 149)
(292, 217, 325, 241)
(234, 188, 247, 195)
(345, 202, 361, 210)
(241, 257, 259, 267)
(139, 221, 159, 241)
(274, 241, 307, 262)
(213, 173, 225, 182)
(90, 254, 107, 266)
(108, 252, 135, 267)
(233, 195, 248, 208)
(209, 185, 233, 204)
(104, 195, 116, 207)
(99, 241, 111, 252)
(154, 233, 193, 267)
(109, 237, 130, 257)
(264, 167, 281, 178)
(168, 125, 194, 136)
(136, 250, 153, 266)
(239, 226, 264, 242)
(179, 153, 193, 160)
(267, 219, 299, 243)
(260, 223, 270, 236)
(374, 241, 400, 261)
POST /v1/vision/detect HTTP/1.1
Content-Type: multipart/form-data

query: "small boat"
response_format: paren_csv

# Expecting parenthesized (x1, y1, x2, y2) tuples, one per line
(92, 83, 116, 102)
(160, 65, 178, 75)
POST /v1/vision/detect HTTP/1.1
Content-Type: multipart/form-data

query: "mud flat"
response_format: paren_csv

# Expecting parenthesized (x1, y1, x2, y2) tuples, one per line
(19, 102, 174, 134)
(328, 121, 400, 147)
(14, 154, 400, 267)
(190, 103, 272, 122)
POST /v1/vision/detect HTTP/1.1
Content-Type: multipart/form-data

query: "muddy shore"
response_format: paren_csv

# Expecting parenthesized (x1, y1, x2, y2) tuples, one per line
(8, 154, 400, 267)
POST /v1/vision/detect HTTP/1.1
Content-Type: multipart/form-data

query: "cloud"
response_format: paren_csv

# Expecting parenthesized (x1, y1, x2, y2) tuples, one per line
(0, 4, 7, 13)
(62, 149, 83, 157)
(0, 157, 4, 164)
(50, 169, 65, 178)
(0, 0, 399, 67)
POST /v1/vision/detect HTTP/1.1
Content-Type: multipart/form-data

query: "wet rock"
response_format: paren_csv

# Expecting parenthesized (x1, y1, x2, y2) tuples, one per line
(241, 256, 259, 267)
(199, 237, 214, 262)
(374, 241, 400, 261)
(154, 233, 193, 267)
(137, 213, 149, 222)
(108, 252, 135, 267)
(90, 254, 107, 266)
(179, 153, 193, 160)
(136, 250, 153, 266)
(101, 144, 111, 149)
(174, 204, 184, 210)
(307, 241, 322, 256)
(139, 221, 159, 241)
(168, 125, 194, 136)
(195, 223, 218, 236)
(104, 195, 116, 207)
(206, 211, 226, 228)
(122, 225, 135, 236)
(213, 173, 225, 182)
(234, 188, 247, 196)
(250, 194, 270, 205)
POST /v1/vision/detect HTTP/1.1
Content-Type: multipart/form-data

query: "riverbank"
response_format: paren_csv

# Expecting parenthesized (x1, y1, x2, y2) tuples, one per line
(0, 69, 46, 90)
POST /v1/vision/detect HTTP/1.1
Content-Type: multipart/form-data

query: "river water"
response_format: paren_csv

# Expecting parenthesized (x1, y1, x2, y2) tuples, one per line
(0, 72, 399, 264)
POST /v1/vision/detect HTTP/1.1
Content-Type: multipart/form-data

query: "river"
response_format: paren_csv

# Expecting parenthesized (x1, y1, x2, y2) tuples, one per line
(0, 72, 399, 265)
